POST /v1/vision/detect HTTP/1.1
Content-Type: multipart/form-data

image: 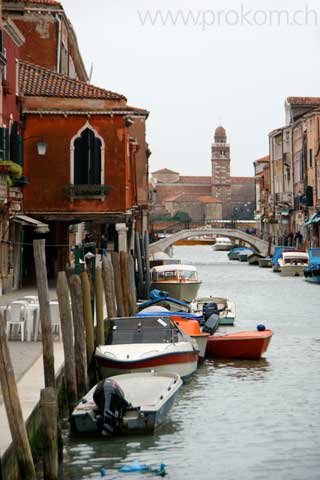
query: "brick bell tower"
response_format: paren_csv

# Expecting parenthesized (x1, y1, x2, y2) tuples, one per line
(211, 126, 232, 219)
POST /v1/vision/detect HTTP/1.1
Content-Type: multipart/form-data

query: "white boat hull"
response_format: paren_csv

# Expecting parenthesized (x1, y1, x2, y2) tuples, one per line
(95, 342, 199, 382)
(71, 372, 183, 435)
(280, 265, 307, 277)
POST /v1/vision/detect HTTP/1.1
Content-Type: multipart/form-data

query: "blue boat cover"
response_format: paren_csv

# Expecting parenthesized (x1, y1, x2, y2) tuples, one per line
(139, 290, 191, 310)
(228, 247, 253, 257)
(137, 311, 201, 320)
(308, 248, 320, 266)
(271, 246, 296, 266)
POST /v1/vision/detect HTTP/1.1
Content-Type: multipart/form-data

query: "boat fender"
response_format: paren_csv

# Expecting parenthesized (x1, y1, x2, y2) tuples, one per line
(99, 467, 107, 476)
(257, 324, 266, 331)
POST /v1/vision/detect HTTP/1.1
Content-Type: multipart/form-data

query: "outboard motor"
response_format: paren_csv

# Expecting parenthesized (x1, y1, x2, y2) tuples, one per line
(202, 302, 220, 334)
(202, 313, 219, 335)
(202, 302, 219, 321)
(93, 379, 130, 436)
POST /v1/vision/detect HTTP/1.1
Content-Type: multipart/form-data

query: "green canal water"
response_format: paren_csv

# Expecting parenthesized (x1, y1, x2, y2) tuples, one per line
(61, 246, 320, 480)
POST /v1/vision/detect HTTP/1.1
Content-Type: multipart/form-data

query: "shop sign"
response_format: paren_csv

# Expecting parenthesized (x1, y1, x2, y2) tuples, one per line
(0, 177, 7, 202)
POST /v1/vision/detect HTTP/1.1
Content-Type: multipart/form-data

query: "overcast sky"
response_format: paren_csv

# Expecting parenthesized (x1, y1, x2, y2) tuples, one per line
(62, 0, 320, 177)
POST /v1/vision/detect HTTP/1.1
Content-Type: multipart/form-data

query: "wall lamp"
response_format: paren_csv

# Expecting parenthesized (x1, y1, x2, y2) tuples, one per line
(24, 136, 48, 156)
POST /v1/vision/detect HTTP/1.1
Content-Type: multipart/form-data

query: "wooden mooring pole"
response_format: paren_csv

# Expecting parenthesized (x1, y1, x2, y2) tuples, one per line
(56, 272, 78, 415)
(144, 232, 151, 299)
(120, 251, 130, 316)
(80, 271, 95, 364)
(33, 239, 55, 388)
(135, 232, 144, 299)
(95, 266, 105, 346)
(69, 274, 88, 399)
(111, 251, 125, 317)
(0, 313, 37, 480)
(127, 253, 137, 315)
(102, 255, 117, 319)
(40, 387, 58, 480)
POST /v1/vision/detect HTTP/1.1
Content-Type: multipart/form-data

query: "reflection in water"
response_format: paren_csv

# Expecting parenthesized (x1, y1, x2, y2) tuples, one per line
(61, 246, 320, 480)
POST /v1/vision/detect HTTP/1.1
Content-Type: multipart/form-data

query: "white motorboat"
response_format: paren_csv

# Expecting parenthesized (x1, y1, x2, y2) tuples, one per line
(150, 264, 201, 302)
(95, 316, 199, 381)
(212, 237, 233, 251)
(192, 297, 236, 326)
(279, 251, 309, 277)
(71, 372, 182, 436)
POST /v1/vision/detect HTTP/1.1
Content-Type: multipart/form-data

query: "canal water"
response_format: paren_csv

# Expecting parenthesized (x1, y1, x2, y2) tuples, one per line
(61, 246, 320, 480)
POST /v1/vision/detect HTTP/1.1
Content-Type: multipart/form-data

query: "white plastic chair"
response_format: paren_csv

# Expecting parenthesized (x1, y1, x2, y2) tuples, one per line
(23, 296, 39, 304)
(6, 303, 26, 341)
(50, 302, 61, 341)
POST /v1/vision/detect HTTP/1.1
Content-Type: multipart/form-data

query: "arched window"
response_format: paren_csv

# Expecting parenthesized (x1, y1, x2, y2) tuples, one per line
(74, 127, 102, 185)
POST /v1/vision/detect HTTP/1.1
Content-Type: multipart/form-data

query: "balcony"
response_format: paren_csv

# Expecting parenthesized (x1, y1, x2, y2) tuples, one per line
(66, 184, 112, 200)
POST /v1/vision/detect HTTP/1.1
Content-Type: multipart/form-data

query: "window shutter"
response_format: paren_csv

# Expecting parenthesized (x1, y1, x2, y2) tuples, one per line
(0, 126, 9, 160)
(10, 122, 23, 165)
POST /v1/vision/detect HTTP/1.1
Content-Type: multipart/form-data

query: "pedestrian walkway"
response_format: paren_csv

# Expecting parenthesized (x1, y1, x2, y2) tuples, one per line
(0, 287, 65, 457)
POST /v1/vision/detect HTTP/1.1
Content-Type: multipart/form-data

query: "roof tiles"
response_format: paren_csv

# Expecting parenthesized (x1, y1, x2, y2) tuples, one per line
(19, 61, 126, 101)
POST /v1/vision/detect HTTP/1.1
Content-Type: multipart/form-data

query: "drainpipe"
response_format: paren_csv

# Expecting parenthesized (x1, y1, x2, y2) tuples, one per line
(55, 14, 62, 73)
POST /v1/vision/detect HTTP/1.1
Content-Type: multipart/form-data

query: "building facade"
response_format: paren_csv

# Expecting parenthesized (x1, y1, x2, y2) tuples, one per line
(255, 97, 320, 247)
(151, 126, 255, 222)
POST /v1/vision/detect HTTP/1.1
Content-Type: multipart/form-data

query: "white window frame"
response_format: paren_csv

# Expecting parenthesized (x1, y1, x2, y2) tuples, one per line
(70, 121, 105, 185)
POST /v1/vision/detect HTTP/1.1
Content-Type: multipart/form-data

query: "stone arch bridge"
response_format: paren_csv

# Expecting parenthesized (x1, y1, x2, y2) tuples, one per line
(149, 228, 272, 257)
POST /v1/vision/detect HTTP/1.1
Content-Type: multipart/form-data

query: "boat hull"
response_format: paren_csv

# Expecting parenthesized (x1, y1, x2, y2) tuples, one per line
(95, 350, 198, 382)
(150, 281, 201, 302)
(228, 253, 240, 260)
(206, 330, 272, 359)
(305, 275, 320, 284)
(259, 258, 272, 268)
(279, 265, 306, 277)
(239, 254, 249, 262)
(212, 244, 233, 251)
(71, 372, 182, 436)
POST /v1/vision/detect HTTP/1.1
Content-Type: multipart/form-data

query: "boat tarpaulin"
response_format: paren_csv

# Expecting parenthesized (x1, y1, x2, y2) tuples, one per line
(12, 214, 49, 233)
(305, 213, 320, 225)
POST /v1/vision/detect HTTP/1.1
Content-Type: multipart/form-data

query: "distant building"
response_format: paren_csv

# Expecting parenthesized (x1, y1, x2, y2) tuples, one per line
(151, 126, 255, 222)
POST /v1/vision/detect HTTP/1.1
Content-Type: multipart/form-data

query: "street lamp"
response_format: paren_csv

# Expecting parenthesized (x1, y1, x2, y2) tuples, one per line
(24, 136, 48, 156)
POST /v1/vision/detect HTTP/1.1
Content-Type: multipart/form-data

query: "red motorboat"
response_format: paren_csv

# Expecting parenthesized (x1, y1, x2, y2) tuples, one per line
(206, 329, 273, 359)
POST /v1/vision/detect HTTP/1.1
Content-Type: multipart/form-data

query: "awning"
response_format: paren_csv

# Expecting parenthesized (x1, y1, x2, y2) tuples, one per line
(12, 214, 50, 233)
(281, 210, 290, 216)
(305, 213, 320, 226)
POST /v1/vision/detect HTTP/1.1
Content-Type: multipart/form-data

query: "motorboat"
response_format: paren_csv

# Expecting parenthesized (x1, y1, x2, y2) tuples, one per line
(278, 251, 309, 277)
(71, 372, 182, 436)
(95, 316, 199, 381)
(206, 326, 273, 359)
(212, 237, 233, 251)
(248, 253, 265, 265)
(150, 264, 201, 302)
(258, 257, 272, 268)
(169, 318, 209, 360)
(304, 248, 320, 283)
(138, 291, 235, 326)
(271, 246, 296, 272)
(137, 309, 218, 360)
(227, 247, 253, 261)
(191, 297, 235, 326)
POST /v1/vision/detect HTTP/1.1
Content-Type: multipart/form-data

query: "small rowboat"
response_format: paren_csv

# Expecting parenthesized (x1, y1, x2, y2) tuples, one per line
(71, 372, 182, 436)
(206, 328, 273, 359)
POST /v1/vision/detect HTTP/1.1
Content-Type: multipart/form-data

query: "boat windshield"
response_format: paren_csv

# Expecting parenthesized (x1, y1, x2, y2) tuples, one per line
(106, 317, 180, 345)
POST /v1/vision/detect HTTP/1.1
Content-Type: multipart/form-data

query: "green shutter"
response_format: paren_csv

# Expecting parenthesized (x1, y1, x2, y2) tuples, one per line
(0, 126, 9, 161)
(10, 122, 23, 166)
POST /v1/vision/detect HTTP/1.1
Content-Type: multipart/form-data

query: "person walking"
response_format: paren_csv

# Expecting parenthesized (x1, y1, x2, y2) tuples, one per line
(294, 231, 303, 249)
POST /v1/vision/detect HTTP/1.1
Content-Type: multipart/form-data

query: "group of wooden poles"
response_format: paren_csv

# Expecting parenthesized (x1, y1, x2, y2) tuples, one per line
(0, 234, 150, 480)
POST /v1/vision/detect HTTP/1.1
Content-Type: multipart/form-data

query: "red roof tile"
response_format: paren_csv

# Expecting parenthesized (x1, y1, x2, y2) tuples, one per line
(231, 177, 255, 185)
(179, 176, 211, 184)
(165, 193, 221, 204)
(255, 155, 270, 163)
(287, 96, 320, 106)
(152, 168, 179, 175)
(7, 0, 61, 5)
(19, 61, 126, 101)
